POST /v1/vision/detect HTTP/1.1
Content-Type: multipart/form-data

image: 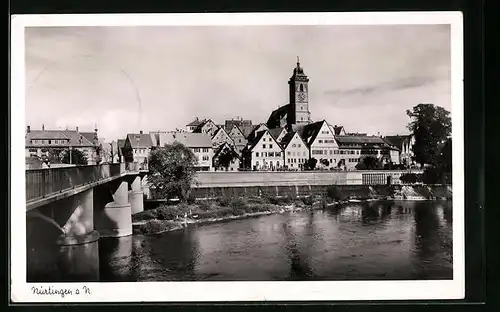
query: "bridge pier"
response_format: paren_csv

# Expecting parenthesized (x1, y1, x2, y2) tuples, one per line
(94, 179, 133, 238)
(27, 188, 100, 282)
(129, 175, 144, 214)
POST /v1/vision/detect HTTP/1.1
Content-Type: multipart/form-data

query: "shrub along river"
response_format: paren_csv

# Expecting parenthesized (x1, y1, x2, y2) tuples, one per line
(97, 200, 452, 281)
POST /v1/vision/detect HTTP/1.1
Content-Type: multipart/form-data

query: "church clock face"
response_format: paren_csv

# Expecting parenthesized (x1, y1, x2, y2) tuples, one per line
(297, 92, 306, 102)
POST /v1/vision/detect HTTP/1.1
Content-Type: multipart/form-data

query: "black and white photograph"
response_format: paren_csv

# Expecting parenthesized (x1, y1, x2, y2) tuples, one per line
(11, 12, 464, 302)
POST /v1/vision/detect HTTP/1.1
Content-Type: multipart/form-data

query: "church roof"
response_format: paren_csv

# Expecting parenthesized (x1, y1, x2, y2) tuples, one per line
(266, 104, 290, 129)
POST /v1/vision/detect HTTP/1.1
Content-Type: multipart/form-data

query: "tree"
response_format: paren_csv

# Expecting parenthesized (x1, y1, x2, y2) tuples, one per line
(355, 156, 382, 170)
(320, 159, 330, 167)
(147, 142, 197, 201)
(406, 104, 451, 168)
(305, 158, 317, 170)
(47, 148, 65, 164)
(61, 149, 88, 165)
(215, 146, 239, 171)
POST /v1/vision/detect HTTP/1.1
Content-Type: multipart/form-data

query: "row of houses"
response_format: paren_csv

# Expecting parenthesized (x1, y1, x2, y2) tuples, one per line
(117, 116, 414, 172)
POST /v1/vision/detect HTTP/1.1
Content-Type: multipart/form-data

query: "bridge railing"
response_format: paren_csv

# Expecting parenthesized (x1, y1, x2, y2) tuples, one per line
(25, 162, 139, 202)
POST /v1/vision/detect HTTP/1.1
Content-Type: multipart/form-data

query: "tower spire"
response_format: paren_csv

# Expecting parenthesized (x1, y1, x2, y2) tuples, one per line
(297, 56, 300, 65)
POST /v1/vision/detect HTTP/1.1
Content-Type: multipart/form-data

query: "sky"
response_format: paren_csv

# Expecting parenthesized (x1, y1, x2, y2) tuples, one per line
(25, 25, 451, 142)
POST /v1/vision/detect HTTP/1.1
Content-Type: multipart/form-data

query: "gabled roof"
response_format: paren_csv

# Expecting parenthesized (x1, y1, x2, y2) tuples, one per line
(186, 118, 203, 127)
(383, 135, 411, 149)
(245, 129, 268, 151)
(224, 119, 253, 133)
(247, 123, 269, 140)
(297, 120, 328, 147)
(268, 127, 286, 141)
(117, 139, 126, 149)
(126, 133, 154, 149)
(193, 118, 218, 133)
(80, 132, 98, 144)
(239, 124, 256, 138)
(280, 131, 307, 150)
(213, 142, 240, 160)
(158, 132, 212, 148)
(26, 129, 96, 147)
(335, 135, 400, 151)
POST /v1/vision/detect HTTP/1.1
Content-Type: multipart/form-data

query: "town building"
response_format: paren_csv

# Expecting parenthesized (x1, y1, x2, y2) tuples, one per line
(335, 135, 401, 170)
(269, 127, 288, 144)
(267, 57, 312, 130)
(185, 117, 204, 132)
(384, 135, 415, 166)
(242, 129, 283, 171)
(211, 127, 235, 149)
(298, 120, 339, 170)
(192, 119, 219, 138)
(122, 131, 154, 164)
(25, 125, 102, 166)
(280, 131, 309, 170)
(212, 142, 241, 171)
(151, 131, 213, 171)
(226, 123, 248, 154)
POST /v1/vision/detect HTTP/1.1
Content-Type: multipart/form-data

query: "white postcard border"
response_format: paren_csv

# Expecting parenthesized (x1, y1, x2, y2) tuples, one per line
(10, 12, 464, 302)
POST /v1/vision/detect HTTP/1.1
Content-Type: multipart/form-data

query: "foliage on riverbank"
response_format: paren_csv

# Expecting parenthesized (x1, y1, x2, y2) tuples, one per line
(132, 195, 318, 235)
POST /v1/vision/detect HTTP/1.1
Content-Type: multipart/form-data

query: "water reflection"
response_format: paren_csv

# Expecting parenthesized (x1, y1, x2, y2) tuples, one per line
(28, 200, 453, 282)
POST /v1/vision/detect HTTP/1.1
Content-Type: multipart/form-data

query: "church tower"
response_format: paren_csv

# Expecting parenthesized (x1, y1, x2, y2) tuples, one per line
(288, 57, 311, 126)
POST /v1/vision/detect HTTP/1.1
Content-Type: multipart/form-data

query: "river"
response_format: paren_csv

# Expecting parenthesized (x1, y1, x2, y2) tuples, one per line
(96, 200, 452, 281)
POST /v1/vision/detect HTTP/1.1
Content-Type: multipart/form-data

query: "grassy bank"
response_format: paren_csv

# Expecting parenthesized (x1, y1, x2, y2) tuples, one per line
(134, 185, 452, 235)
(132, 195, 321, 235)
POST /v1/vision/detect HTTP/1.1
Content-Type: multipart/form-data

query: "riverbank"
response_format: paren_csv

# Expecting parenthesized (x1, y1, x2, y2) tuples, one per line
(135, 184, 452, 235)
(133, 196, 325, 235)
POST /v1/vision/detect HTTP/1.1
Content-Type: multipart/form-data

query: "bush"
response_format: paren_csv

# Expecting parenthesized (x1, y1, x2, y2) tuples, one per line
(230, 198, 249, 215)
(137, 219, 179, 235)
(197, 200, 212, 211)
(302, 196, 313, 206)
(400, 173, 422, 184)
(132, 210, 158, 222)
(217, 196, 232, 207)
(422, 167, 441, 184)
(187, 193, 197, 204)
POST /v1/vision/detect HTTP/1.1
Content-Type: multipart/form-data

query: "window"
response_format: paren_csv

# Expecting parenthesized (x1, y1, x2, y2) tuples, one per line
(287, 151, 291, 156)
(300, 84, 304, 92)
(269, 144, 273, 149)
(269, 152, 274, 157)
(288, 159, 290, 163)
(48, 140, 52, 144)
(312, 150, 322, 155)
(238, 139, 241, 143)
(301, 117, 303, 121)
(203, 148, 209, 153)
(193, 148, 200, 153)
(330, 150, 333, 155)
(357, 151, 360, 154)
(277, 161, 280, 167)
(301, 106, 303, 110)
(276, 152, 281, 157)
(202, 156, 209, 161)
(298, 144, 301, 147)
(303, 152, 306, 156)
(319, 140, 323, 143)
(256, 152, 259, 157)
(264, 152, 268, 157)
(294, 158, 297, 163)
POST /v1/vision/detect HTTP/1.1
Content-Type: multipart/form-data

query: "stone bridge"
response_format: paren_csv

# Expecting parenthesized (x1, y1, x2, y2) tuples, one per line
(25, 162, 148, 282)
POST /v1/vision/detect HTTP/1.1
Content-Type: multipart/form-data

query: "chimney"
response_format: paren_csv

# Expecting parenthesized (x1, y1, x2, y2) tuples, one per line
(140, 130, 143, 134)
(42, 124, 45, 131)
(27, 125, 30, 133)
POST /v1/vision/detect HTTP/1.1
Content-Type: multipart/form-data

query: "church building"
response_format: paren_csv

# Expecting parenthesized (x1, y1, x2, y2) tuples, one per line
(267, 58, 312, 130)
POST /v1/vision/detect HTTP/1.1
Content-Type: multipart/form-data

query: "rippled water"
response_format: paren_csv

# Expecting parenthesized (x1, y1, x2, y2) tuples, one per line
(98, 200, 453, 281)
